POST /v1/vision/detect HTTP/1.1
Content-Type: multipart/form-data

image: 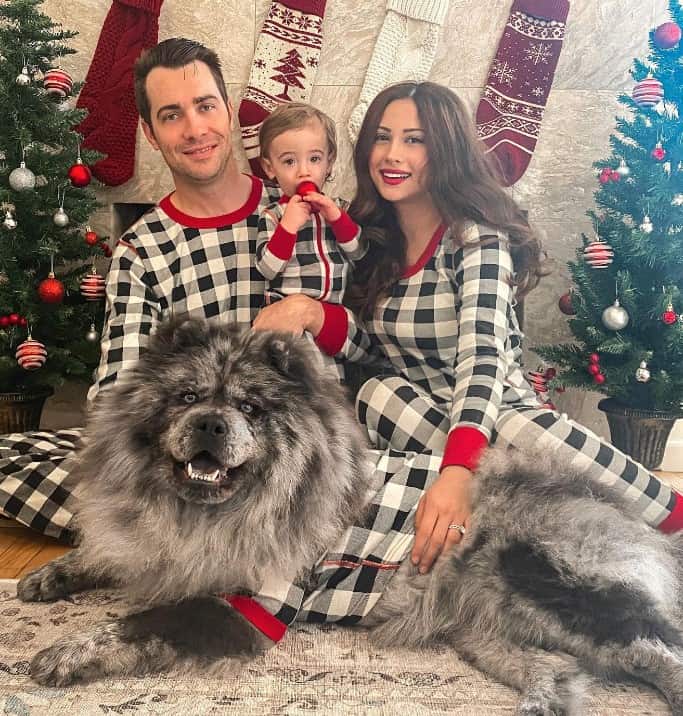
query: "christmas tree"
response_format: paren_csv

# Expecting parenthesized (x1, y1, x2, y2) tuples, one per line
(537, 1, 683, 415)
(0, 0, 108, 394)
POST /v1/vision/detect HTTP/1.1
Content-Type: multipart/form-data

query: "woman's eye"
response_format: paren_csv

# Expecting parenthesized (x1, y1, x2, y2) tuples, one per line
(374, 133, 389, 142)
(182, 392, 198, 404)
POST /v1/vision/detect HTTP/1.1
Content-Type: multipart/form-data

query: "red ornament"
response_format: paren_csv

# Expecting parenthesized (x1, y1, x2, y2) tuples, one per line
(589, 353, 600, 364)
(43, 67, 74, 97)
(598, 168, 611, 185)
(654, 22, 682, 49)
(80, 267, 106, 301)
(19, 316, 27, 327)
(8, 313, 20, 325)
(651, 143, 667, 161)
(68, 159, 92, 187)
(593, 373, 606, 385)
(0, 316, 10, 328)
(544, 367, 557, 379)
(558, 292, 576, 315)
(296, 180, 319, 196)
(583, 241, 614, 269)
(587, 363, 600, 376)
(38, 272, 65, 304)
(662, 303, 677, 325)
(610, 170, 620, 182)
(16, 336, 47, 370)
(85, 226, 99, 246)
(632, 77, 664, 108)
(100, 241, 112, 258)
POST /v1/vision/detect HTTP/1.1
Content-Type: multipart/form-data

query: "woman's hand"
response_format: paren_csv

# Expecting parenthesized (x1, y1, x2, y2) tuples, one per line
(252, 294, 324, 337)
(411, 465, 473, 574)
(280, 194, 312, 234)
(303, 192, 341, 223)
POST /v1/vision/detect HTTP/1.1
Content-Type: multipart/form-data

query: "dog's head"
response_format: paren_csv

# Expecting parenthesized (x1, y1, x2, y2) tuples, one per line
(89, 318, 346, 506)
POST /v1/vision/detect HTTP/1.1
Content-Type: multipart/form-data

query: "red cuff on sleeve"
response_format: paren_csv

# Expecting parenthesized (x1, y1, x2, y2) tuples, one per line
(223, 594, 288, 643)
(658, 492, 683, 534)
(441, 426, 490, 472)
(330, 211, 360, 243)
(314, 302, 348, 356)
(267, 224, 298, 261)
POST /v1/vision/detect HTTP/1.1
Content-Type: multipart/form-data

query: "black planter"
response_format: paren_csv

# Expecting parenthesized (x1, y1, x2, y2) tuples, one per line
(598, 398, 680, 470)
(0, 386, 54, 433)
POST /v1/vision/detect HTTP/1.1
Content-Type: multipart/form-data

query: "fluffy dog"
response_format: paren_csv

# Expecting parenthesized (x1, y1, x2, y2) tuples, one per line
(17, 318, 683, 715)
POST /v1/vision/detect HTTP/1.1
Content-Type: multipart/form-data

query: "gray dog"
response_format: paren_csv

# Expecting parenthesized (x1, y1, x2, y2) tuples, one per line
(17, 318, 683, 715)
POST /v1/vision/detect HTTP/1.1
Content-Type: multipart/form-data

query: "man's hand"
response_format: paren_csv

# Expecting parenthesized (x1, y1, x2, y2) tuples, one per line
(280, 195, 312, 234)
(252, 294, 324, 337)
(411, 465, 473, 574)
(302, 192, 341, 223)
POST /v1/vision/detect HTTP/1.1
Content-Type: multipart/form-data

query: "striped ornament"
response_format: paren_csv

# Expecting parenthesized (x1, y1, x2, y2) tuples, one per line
(80, 268, 106, 301)
(583, 241, 614, 269)
(43, 68, 73, 98)
(16, 337, 47, 370)
(632, 77, 664, 108)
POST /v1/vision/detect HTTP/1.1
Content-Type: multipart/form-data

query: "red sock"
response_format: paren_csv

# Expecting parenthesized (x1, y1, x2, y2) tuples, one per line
(238, 0, 327, 179)
(76, 0, 164, 186)
(476, 0, 570, 186)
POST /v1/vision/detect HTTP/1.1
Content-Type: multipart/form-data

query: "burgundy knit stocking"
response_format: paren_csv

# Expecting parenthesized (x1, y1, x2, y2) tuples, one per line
(476, 0, 569, 186)
(238, 0, 327, 179)
(76, 0, 164, 186)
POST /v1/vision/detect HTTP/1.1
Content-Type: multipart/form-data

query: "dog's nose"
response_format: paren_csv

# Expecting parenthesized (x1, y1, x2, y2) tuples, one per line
(195, 415, 228, 437)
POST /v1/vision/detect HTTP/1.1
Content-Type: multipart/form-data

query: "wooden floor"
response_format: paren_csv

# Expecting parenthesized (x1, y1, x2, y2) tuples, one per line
(2, 472, 683, 580)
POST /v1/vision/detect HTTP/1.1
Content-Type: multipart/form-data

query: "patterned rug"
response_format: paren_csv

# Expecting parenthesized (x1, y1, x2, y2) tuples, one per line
(0, 580, 670, 715)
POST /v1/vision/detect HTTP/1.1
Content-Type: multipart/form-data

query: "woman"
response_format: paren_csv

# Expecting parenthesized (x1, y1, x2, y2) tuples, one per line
(254, 81, 683, 574)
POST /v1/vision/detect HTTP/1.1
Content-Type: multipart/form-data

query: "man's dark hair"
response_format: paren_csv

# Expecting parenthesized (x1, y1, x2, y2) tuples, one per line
(134, 37, 229, 127)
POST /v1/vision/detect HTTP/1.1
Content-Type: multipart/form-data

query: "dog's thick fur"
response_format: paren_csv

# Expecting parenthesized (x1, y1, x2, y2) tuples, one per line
(17, 319, 683, 714)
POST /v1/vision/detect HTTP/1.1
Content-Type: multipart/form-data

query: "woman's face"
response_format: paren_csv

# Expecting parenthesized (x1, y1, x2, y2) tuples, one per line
(369, 97, 430, 207)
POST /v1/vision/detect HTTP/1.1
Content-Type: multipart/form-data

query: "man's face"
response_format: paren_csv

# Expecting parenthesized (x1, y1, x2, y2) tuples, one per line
(141, 61, 234, 185)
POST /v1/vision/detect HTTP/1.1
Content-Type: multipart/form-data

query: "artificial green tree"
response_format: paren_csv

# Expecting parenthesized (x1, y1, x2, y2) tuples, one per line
(537, 0, 683, 415)
(0, 0, 107, 393)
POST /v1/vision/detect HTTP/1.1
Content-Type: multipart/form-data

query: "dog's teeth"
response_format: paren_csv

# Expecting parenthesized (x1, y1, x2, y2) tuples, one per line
(187, 461, 195, 477)
(185, 463, 220, 482)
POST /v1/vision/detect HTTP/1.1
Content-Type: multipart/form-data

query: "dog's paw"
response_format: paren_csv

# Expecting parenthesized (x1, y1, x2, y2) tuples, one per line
(17, 563, 72, 602)
(30, 640, 97, 687)
(516, 694, 566, 716)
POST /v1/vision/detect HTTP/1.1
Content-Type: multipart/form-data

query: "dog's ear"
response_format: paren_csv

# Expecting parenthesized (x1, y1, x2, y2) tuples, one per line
(266, 335, 311, 384)
(151, 316, 211, 354)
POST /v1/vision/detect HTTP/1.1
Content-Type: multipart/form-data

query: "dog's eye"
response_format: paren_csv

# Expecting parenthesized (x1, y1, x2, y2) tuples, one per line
(182, 391, 198, 404)
(240, 401, 256, 414)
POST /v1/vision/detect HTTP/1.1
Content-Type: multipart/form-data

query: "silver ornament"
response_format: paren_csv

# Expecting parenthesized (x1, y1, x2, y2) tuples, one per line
(615, 159, 630, 177)
(85, 323, 100, 342)
(639, 214, 654, 233)
(672, 194, 683, 206)
(53, 207, 69, 227)
(601, 298, 630, 331)
(15, 66, 31, 86)
(9, 162, 36, 191)
(635, 361, 651, 383)
(2, 210, 17, 230)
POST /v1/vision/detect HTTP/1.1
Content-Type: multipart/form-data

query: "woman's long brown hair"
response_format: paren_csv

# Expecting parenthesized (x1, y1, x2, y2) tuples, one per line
(346, 81, 548, 320)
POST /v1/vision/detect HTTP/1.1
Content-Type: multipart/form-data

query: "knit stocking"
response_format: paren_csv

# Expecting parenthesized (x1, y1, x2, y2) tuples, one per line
(347, 0, 450, 144)
(76, 0, 164, 186)
(238, 0, 327, 179)
(475, 0, 570, 186)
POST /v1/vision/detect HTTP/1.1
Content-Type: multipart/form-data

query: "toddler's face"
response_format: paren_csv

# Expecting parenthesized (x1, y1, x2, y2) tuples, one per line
(261, 119, 333, 197)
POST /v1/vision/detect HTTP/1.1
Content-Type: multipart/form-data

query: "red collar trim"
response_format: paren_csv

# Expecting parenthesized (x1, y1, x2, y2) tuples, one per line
(222, 594, 288, 643)
(401, 223, 447, 279)
(278, 194, 290, 205)
(158, 175, 262, 228)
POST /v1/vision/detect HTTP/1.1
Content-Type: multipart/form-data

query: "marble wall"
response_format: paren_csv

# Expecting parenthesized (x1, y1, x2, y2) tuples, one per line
(39, 0, 675, 440)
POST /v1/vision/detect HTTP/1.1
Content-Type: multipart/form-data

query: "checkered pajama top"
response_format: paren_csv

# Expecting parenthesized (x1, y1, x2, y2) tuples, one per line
(315, 221, 539, 472)
(255, 196, 365, 303)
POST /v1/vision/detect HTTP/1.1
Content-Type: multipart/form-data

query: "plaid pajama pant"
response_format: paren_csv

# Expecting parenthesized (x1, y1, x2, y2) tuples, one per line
(356, 374, 678, 528)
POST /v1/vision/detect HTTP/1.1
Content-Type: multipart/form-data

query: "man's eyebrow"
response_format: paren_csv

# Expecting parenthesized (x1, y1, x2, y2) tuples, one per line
(156, 95, 220, 119)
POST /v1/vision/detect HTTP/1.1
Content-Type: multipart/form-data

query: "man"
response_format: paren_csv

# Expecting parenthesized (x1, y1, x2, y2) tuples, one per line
(0, 38, 280, 540)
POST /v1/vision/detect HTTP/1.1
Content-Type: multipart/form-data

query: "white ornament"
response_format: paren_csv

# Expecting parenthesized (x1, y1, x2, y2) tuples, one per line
(601, 298, 630, 331)
(639, 214, 654, 233)
(635, 361, 651, 383)
(53, 207, 69, 227)
(615, 159, 630, 177)
(672, 194, 683, 206)
(15, 66, 31, 86)
(85, 323, 100, 342)
(9, 162, 36, 191)
(2, 210, 17, 230)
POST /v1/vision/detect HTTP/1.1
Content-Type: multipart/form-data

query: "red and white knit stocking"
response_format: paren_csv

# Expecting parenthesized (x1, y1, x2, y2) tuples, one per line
(76, 0, 164, 187)
(238, 0, 327, 179)
(475, 0, 570, 186)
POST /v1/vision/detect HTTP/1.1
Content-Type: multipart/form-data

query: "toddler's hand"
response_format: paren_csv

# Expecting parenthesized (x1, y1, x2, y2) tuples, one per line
(280, 195, 312, 234)
(303, 192, 341, 223)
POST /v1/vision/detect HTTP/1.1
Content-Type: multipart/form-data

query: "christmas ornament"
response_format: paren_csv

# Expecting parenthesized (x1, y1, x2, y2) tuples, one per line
(639, 214, 654, 233)
(583, 240, 614, 269)
(43, 67, 73, 97)
(2, 209, 17, 230)
(632, 76, 664, 108)
(601, 298, 629, 331)
(38, 274, 65, 304)
(672, 194, 683, 206)
(296, 180, 319, 196)
(15, 65, 31, 86)
(615, 159, 630, 177)
(85, 323, 99, 342)
(80, 265, 106, 301)
(100, 241, 112, 258)
(598, 168, 611, 185)
(587, 363, 601, 376)
(662, 303, 677, 325)
(84, 226, 99, 245)
(558, 291, 576, 315)
(593, 373, 606, 385)
(651, 141, 666, 161)
(53, 207, 69, 227)
(16, 335, 47, 370)
(0, 316, 8, 328)
(654, 21, 682, 49)
(68, 146, 92, 187)
(8, 313, 19, 325)
(635, 361, 651, 383)
(9, 161, 36, 191)
(526, 367, 556, 411)
(589, 353, 600, 364)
